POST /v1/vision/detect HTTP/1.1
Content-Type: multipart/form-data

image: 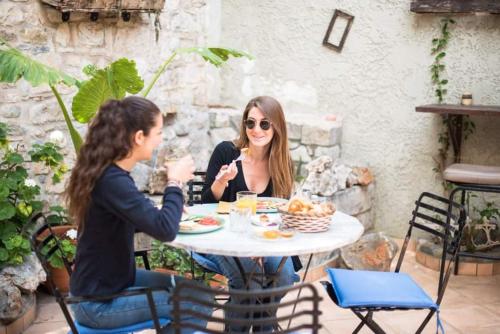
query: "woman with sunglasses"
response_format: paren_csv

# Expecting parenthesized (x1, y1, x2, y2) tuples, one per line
(197, 96, 299, 331)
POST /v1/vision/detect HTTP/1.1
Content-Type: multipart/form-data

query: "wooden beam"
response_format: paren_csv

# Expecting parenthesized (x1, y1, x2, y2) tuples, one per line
(411, 0, 500, 14)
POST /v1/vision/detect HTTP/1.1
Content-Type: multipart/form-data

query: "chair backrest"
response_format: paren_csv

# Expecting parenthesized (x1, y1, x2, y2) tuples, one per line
(172, 280, 322, 334)
(394, 192, 466, 304)
(30, 214, 74, 295)
(187, 171, 206, 206)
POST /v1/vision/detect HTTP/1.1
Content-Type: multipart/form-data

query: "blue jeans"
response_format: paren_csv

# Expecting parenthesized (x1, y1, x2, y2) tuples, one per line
(194, 254, 299, 332)
(70, 269, 211, 333)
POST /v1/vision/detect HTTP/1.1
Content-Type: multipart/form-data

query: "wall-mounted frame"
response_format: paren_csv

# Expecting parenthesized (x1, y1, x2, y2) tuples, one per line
(322, 9, 354, 52)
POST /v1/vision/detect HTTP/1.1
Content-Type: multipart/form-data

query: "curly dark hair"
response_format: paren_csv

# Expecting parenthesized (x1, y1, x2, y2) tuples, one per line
(65, 96, 160, 228)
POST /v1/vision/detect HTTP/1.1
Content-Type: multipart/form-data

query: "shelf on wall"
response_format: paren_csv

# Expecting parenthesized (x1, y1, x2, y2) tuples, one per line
(415, 104, 500, 116)
(410, 0, 500, 14)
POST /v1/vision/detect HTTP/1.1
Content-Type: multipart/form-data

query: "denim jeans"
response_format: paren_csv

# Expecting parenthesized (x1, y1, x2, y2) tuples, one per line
(195, 254, 299, 332)
(70, 269, 211, 333)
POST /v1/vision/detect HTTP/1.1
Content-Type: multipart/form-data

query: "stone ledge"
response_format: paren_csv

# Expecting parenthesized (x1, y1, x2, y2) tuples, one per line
(416, 243, 500, 276)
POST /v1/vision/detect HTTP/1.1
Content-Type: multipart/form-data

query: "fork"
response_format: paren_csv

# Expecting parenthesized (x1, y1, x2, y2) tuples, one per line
(215, 150, 246, 180)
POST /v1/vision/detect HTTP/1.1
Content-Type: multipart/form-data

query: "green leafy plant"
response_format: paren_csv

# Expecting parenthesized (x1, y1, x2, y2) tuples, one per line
(148, 240, 217, 285)
(0, 38, 253, 152)
(0, 122, 67, 267)
(41, 229, 77, 269)
(46, 205, 71, 226)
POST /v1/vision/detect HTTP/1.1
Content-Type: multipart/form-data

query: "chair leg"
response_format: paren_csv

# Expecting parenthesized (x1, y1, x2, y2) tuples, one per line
(353, 310, 386, 334)
(415, 309, 436, 334)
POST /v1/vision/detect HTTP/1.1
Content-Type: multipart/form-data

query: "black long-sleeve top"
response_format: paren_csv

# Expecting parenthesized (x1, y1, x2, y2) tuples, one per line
(201, 141, 273, 203)
(70, 164, 183, 297)
(200, 141, 303, 272)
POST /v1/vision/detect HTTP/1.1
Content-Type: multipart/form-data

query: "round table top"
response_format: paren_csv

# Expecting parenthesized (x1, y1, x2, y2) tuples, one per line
(166, 203, 364, 257)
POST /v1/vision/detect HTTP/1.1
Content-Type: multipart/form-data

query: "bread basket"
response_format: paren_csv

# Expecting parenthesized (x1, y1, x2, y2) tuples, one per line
(277, 203, 335, 233)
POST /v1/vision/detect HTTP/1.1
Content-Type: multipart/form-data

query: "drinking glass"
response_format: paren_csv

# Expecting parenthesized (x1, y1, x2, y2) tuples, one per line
(236, 191, 257, 215)
(229, 205, 252, 234)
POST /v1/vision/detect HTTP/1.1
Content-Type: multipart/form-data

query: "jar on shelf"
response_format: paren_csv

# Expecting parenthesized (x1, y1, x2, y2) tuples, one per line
(461, 93, 473, 106)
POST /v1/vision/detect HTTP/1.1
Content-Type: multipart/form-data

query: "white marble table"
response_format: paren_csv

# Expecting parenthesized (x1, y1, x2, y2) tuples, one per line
(167, 203, 364, 257)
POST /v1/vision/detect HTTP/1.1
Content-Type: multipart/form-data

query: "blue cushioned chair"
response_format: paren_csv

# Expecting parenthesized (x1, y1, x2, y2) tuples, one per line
(31, 215, 170, 334)
(322, 192, 466, 334)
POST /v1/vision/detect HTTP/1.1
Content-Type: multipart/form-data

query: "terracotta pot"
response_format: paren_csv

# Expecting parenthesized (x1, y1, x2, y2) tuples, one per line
(36, 225, 77, 294)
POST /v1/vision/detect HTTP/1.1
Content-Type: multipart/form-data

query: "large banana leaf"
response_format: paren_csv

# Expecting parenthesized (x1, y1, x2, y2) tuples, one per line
(177, 47, 254, 67)
(72, 58, 144, 123)
(142, 47, 253, 97)
(0, 38, 82, 151)
(0, 38, 77, 87)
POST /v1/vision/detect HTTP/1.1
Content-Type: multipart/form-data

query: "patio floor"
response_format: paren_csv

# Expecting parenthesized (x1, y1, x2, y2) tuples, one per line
(24, 250, 500, 334)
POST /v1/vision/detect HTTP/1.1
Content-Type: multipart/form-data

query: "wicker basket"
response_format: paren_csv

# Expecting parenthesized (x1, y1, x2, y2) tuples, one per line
(278, 207, 334, 233)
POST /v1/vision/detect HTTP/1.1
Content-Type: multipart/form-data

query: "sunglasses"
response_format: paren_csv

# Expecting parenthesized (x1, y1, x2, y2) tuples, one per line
(244, 118, 272, 131)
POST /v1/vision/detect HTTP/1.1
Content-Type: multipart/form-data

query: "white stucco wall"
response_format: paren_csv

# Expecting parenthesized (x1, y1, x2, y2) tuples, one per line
(219, 1, 500, 236)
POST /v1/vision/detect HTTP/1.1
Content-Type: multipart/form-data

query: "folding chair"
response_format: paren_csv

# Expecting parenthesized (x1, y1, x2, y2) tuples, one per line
(171, 279, 322, 334)
(31, 214, 170, 334)
(187, 171, 207, 206)
(322, 192, 466, 334)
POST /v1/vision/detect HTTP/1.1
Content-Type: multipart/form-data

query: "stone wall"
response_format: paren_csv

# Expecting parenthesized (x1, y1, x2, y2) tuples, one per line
(0, 0, 220, 203)
(219, 0, 500, 236)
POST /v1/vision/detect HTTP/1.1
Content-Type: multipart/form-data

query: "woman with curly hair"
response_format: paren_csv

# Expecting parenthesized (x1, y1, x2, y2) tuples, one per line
(66, 96, 209, 333)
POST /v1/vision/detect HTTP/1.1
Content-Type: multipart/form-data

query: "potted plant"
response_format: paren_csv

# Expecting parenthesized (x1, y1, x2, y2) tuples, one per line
(147, 240, 226, 287)
(39, 223, 77, 293)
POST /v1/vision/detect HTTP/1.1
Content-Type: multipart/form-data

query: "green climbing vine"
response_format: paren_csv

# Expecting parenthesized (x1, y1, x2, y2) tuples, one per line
(430, 18, 475, 185)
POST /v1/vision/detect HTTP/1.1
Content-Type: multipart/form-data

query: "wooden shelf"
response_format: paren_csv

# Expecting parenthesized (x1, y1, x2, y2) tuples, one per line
(415, 104, 500, 116)
(410, 0, 500, 14)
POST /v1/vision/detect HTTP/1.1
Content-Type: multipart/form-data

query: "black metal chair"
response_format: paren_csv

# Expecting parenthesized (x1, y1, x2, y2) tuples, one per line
(187, 171, 207, 206)
(172, 279, 322, 334)
(321, 192, 466, 334)
(31, 214, 170, 334)
(443, 163, 500, 274)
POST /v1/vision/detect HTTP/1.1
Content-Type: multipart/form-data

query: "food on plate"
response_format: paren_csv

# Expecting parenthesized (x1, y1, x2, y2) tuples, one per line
(279, 229, 295, 238)
(262, 230, 280, 239)
(282, 197, 335, 215)
(256, 200, 280, 211)
(179, 221, 200, 231)
(259, 214, 270, 223)
(216, 201, 231, 214)
(179, 215, 223, 232)
(197, 216, 220, 226)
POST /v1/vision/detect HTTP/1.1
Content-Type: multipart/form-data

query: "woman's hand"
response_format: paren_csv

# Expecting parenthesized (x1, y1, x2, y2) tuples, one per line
(216, 161, 238, 183)
(166, 155, 195, 183)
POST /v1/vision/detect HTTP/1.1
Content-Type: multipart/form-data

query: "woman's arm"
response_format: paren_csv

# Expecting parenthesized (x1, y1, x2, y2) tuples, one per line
(97, 173, 183, 242)
(201, 142, 237, 203)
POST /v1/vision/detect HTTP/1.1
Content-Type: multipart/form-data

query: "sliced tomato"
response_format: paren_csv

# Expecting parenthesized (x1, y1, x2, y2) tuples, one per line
(198, 217, 219, 226)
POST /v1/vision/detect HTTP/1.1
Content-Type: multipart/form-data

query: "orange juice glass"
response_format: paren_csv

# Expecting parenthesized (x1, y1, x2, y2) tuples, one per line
(236, 191, 257, 214)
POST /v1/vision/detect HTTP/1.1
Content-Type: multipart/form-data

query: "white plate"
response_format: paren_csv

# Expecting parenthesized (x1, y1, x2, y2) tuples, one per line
(178, 216, 225, 234)
(250, 214, 280, 229)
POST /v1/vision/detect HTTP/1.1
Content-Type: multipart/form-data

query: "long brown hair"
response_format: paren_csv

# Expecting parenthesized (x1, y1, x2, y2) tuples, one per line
(234, 96, 294, 199)
(65, 96, 161, 228)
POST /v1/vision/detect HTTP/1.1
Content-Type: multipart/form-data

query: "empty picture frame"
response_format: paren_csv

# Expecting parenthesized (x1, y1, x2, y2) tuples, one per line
(323, 9, 354, 52)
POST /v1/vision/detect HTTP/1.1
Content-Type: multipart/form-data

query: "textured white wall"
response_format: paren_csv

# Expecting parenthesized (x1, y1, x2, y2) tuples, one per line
(220, 0, 500, 236)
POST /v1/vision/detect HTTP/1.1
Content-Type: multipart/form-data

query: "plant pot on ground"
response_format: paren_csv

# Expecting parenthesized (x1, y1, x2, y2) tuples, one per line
(35, 221, 77, 294)
(146, 241, 226, 288)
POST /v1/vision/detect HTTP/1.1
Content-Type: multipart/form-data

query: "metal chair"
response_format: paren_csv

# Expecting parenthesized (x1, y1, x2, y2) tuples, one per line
(172, 279, 322, 334)
(187, 171, 207, 206)
(31, 214, 170, 334)
(322, 192, 466, 334)
(443, 163, 500, 274)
